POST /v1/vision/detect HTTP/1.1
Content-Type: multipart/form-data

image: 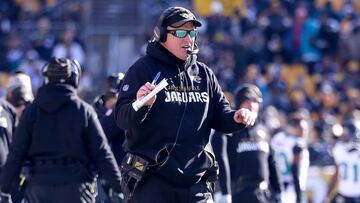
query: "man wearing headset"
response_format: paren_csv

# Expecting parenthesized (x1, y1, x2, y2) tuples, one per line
(0, 57, 122, 203)
(115, 6, 257, 203)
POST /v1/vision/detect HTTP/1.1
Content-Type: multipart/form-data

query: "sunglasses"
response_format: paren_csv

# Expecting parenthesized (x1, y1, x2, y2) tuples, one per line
(167, 29, 197, 38)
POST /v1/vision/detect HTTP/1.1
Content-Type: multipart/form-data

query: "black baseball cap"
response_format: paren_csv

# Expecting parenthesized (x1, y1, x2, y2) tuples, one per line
(8, 86, 30, 107)
(163, 7, 202, 28)
(44, 57, 71, 82)
(234, 83, 263, 108)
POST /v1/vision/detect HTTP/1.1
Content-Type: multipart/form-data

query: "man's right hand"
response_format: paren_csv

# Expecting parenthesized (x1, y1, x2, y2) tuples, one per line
(136, 82, 156, 107)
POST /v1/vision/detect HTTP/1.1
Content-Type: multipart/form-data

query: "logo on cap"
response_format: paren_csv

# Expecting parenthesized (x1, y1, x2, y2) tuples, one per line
(180, 13, 189, 19)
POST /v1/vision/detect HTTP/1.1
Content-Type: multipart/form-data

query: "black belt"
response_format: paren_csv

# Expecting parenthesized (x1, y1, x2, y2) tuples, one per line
(32, 158, 81, 166)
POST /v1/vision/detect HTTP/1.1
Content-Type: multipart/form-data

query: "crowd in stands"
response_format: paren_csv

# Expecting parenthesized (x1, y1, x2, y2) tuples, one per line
(0, 0, 88, 97)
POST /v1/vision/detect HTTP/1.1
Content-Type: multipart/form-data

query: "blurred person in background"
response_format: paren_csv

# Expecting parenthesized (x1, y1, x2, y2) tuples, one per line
(5, 33, 23, 73)
(52, 23, 85, 65)
(30, 17, 55, 61)
(305, 125, 333, 203)
(93, 72, 126, 203)
(115, 6, 257, 203)
(94, 72, 124, 119)
(0, 98, 17, 174)
(2, 71, 34, 168)
(230, 84, 282, 203)
(0, 98, 16, 203)
(0, 57, 122, 203)
(271, 113, 310, 203)
(4, 71, 34, 203)
(18, 50, 46, 92)
(5, 71, 34, 118)
(327, 121, 360, 203)
(212, 84, 282, 203)
(96, 72, 126, 164)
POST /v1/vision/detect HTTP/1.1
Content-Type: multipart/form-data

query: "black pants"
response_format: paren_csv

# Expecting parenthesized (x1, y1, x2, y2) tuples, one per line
(124, 174, 213, 203)
(25, 181, 97, 203)
(232, 186, 268, 203)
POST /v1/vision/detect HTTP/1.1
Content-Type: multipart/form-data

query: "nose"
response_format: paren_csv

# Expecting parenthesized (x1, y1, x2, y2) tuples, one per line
(183, 33, 193, 43)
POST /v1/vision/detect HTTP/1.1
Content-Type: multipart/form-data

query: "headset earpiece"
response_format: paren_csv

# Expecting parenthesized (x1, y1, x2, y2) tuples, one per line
(154, 7, 178, 43)
(42, 63, 49, 76)
(159, 26, 167, 42)
(69, 59, 81, 88)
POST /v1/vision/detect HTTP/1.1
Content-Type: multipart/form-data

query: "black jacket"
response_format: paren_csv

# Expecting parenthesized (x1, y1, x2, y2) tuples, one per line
(93, 95, 126, 165)
(0, 84, 121, 192)
(0, 99, 17, 168)
(100, 111, 126, 164)
(115, 41, 245, 186)
(229, 126, 282, 194)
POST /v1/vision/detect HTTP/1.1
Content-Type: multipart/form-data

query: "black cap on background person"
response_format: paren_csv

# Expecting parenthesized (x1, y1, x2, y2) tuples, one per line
(42, 57, 81, 88)
(43, 57, 72, 83)
(6, 72, 34, 109)
(107, 72, 124, 91)
(233, 83, 263, 108)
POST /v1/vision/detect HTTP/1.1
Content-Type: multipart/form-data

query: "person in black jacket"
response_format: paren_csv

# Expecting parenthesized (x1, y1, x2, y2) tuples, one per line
(2, 72, 34, 203)
(0, 57, 122, 203)
(94, 72, 124, 119)
(228, 84, 282, 203)
(94, 72, 126, 164)
(93, 73, 126, 203)
(1, 71, 34, 171)
(115, 6, 257, 203)
(5, 71, 34, 118)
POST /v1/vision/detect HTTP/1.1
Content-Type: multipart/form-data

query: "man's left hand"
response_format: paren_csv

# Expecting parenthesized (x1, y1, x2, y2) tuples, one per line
(233, 108, 257, 126)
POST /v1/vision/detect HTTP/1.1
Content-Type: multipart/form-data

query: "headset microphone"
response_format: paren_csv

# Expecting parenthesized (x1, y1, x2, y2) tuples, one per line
(186, 49, 199, 55)
(186, 42, 199, 55)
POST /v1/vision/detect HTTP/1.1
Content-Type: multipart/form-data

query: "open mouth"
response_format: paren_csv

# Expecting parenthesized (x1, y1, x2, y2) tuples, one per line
(182, 46, 191, 52)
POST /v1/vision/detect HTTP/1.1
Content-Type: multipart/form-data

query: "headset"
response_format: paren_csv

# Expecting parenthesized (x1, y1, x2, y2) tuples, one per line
(154, 7, 180, 42)
(68, 59, 81, 88)
(42, 57, 81, 88)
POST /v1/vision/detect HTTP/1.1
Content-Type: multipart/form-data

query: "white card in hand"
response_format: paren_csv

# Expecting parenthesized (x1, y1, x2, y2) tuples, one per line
(132, 78, 168, 111)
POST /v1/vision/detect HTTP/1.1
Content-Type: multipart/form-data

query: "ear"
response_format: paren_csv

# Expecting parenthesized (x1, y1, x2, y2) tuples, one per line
(5, 92, 12, 102)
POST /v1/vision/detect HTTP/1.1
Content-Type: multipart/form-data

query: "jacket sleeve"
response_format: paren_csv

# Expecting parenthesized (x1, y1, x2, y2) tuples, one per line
(114, 59, 153, 130)
(84, 106, 122, 192)
(100, 112, 123, 142)
(0, 107, 32, 193)
(208, 67, 246, 133)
